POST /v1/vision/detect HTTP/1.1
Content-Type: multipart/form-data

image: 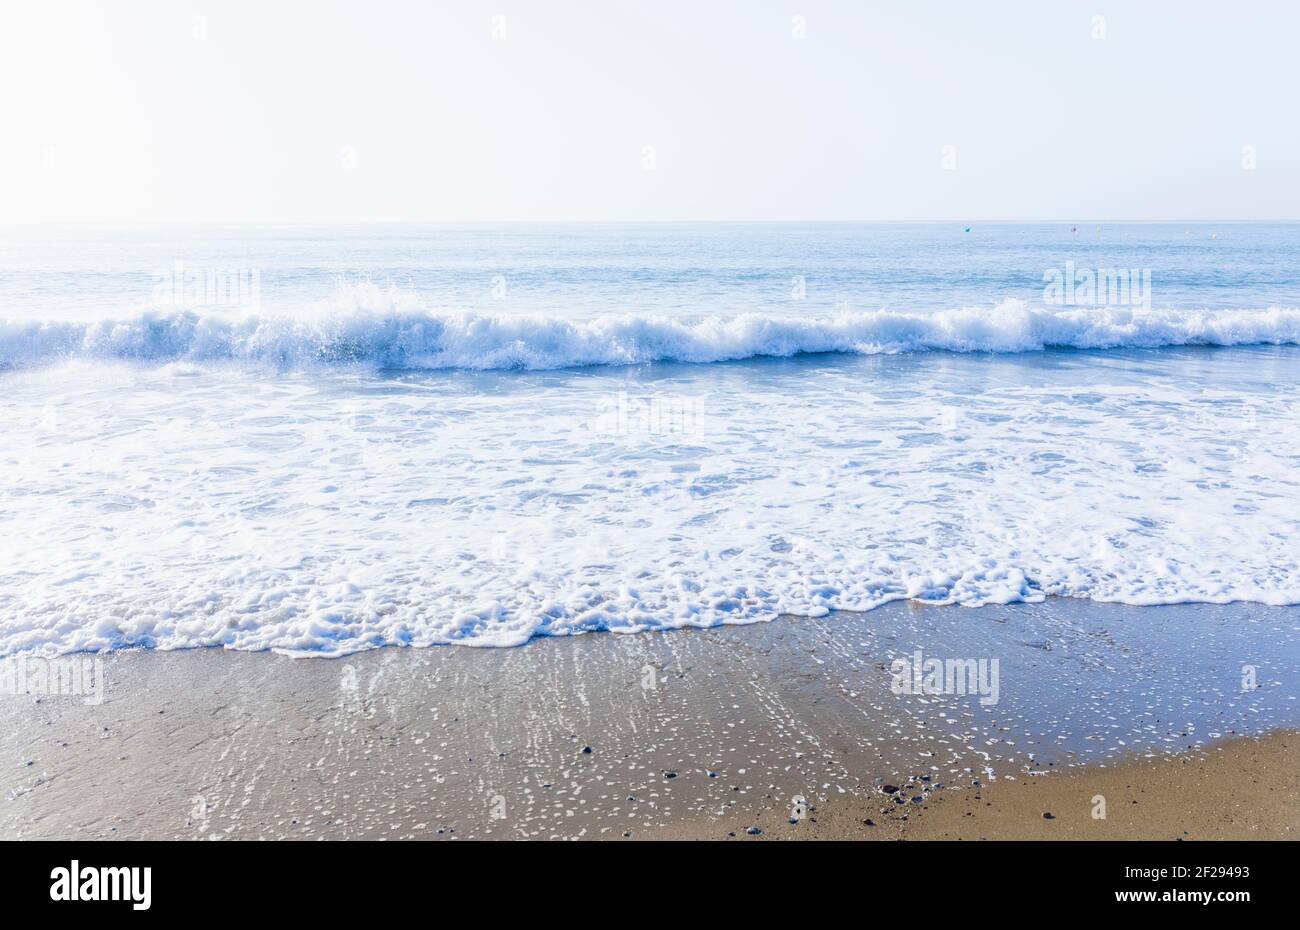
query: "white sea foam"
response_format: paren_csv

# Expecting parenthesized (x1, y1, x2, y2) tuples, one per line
(2, 344, 1298, 657)
(3, 294, 1300, 371)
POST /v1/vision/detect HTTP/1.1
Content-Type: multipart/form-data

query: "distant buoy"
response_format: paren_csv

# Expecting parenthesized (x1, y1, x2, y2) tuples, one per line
(964, 227, 971, 233)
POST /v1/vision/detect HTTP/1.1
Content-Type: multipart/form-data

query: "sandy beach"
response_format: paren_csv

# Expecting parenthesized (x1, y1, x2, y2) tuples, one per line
(2, 598, 1295, 841)
(659, 729, 1298, 841)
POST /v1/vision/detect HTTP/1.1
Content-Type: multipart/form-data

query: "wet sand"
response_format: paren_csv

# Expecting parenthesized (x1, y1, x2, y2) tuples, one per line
(1, 599, 1296, 840)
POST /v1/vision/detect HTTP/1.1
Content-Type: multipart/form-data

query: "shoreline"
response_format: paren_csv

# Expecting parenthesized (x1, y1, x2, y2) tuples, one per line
(2, 598, 1296, 840)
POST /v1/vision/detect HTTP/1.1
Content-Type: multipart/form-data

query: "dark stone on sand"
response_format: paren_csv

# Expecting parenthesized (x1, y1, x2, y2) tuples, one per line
(581, 746, 592, 754)
(1043, 812, 1055, 819)
(746, 826, 761, 835)
(882, 784, 899, 793)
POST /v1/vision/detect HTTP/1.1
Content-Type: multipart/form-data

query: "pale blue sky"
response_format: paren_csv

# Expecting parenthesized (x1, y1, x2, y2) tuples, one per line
(1, 0, 1296, 222)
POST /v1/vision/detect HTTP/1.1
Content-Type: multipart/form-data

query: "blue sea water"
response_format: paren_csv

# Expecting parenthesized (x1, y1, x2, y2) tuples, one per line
(1, 223, 1298, 655)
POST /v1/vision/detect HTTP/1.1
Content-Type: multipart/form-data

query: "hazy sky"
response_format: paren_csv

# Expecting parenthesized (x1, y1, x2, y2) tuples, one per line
(2, 0, 1296, 222)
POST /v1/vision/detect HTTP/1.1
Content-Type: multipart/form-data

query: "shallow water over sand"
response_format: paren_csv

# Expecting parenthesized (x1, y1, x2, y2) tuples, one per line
(2, 599, 1295, 840)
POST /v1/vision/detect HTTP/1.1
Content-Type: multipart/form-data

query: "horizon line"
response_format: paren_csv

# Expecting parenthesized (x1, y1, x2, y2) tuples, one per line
(4, 218, 1300, 227)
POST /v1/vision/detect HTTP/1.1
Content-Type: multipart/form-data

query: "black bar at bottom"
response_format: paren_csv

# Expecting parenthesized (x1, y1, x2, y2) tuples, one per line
(0, 839, 1286, 914)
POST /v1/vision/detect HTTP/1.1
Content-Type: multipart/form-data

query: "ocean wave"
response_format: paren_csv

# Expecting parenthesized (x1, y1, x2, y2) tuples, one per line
(3, 298, 1300, 372)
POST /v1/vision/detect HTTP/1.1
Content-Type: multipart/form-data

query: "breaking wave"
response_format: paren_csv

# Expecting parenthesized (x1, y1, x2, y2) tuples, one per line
(3, 295, 1300, 372)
